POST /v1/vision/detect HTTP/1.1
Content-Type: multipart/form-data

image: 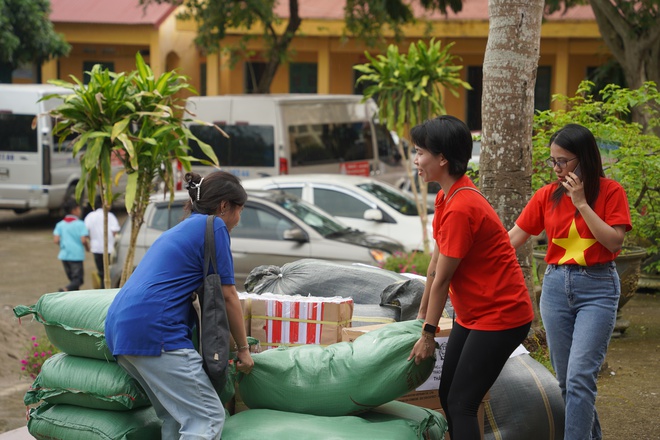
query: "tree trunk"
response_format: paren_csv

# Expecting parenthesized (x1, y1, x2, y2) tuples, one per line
(481, 0, 544, 326)
(256, 0, 302, 94)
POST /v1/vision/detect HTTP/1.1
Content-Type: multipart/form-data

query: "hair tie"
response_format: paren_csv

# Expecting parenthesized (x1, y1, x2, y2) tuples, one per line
(196, 177, 204, 201)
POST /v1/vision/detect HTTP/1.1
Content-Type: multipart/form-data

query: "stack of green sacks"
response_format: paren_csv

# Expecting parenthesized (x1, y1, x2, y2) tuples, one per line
(15, 290, 448, 439)
(221, 319, 448, 439)
(14, 289, 162, 440)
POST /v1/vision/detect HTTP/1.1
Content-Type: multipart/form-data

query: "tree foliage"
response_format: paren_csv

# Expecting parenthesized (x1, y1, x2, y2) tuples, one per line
(0, 0, 70, 82)
(546, 0, 660, 124)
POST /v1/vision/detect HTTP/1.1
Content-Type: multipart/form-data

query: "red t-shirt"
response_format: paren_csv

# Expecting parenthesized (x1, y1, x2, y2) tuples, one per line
(516, 178, 631, 266)
(433, 175, 533, 331)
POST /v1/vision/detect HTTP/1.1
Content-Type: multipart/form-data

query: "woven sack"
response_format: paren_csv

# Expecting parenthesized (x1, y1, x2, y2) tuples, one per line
(238, 319, 434, 416)
(24, 352, 150, 411)
(223, 401, 447, 440)
(14, 289, 119, 360)
(27, 403, 161, 440)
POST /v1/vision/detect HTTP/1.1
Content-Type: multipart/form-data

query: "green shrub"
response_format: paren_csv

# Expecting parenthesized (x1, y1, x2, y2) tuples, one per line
(380, 251, 432, 276)
(20, 334, 59, 380)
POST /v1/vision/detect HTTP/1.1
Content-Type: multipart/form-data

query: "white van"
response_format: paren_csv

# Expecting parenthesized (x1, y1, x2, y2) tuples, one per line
(184, 94, 405, 183)
(0, 84, 124, 215)
(0, 84, 81, 214)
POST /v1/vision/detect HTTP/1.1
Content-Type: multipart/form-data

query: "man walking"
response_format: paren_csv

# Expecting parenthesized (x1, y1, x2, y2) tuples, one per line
(85, 195, 120, 288)
(53, 199, 90, 291)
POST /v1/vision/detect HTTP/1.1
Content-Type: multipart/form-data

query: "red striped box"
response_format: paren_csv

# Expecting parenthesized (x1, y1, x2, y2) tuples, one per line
(248, 293, 353, 349)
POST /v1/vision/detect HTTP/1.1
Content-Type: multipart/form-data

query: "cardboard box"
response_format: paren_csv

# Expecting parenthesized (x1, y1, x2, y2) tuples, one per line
(341, 317, 453, 342)
(248, 293, 353, 349)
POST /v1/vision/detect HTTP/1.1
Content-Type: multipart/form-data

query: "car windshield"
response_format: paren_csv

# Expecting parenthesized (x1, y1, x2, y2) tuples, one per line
(357, 182, 420, 216)
(273, 194, 350, 237)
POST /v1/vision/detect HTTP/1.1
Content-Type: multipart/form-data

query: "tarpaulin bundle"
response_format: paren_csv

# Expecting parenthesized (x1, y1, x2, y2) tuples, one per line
(485, 354, 565, 440)
(245, 259, 425, 321)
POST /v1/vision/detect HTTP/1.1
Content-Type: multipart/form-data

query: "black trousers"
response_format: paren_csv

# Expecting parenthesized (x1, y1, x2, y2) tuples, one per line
(93, 253, 107, 288)
(62, 260, 84, 291)
(439, 320, 531, 440)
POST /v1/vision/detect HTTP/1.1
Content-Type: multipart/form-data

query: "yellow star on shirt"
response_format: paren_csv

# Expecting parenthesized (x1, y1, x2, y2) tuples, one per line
(552, 219, 598, 266)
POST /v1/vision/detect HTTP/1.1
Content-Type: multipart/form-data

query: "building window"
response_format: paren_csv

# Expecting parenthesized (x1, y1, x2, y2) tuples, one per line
(466, 67, 483, 131)
(82, 61, 114, 84)
(245, 62, 267, 94)
(587, 62, 626, 96)
(466, 65, 552, 131)
(289, 63, 317, 93)
(535, 66, 552, 112)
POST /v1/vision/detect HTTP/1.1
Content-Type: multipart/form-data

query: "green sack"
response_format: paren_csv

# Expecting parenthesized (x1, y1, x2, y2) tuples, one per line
(361, 400, 448, 440)
(24, 352, 150, 411)
(14, 289, 119, 360)
(223, 401, 446, 440)
(238, 320, 434, 416)
(27, 403, 161, 440)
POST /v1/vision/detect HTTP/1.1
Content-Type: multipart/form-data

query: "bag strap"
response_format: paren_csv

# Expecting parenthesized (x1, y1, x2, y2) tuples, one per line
(445, 186, 489, 205)
(192, 215, 218, 354)
(204, 215, 217, 277)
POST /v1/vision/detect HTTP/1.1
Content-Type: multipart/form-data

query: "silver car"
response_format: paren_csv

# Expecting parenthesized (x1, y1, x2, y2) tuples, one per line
(110, 190, 404, 289)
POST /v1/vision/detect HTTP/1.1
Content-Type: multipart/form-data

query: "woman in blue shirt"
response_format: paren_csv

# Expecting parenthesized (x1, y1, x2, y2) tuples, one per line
(105, 170, 253, 440)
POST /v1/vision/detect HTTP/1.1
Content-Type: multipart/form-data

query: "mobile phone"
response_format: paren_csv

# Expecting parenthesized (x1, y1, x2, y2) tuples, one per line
(573, 163, 582, 179)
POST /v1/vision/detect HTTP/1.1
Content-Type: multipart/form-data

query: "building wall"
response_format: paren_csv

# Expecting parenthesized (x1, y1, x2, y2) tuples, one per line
(40, 12, 612, 125)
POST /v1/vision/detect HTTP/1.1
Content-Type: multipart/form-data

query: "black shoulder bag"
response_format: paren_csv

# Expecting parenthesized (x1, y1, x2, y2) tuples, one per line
(192, 215, 231, 393)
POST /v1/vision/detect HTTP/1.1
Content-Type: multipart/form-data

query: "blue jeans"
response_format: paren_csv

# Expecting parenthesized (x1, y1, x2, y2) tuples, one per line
(540, 263, 619, 440)
(117, 349, 224, 440)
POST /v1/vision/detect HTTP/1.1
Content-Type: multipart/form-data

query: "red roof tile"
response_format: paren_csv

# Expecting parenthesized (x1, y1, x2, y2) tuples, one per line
(274, 0, 595, 21)
(50, 0, 176, 27)
(50, 0, 595, 28)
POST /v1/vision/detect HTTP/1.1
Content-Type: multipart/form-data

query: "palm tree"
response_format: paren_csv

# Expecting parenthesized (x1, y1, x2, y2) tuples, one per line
(355, 39, 471, 253)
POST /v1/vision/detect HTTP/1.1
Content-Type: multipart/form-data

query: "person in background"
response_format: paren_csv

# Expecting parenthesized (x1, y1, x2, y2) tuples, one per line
(408, 115, 533, 440)
(53, 198, 90, 292)
(509, 123, 631, 440)
(105, 171, 254, 440)
(84, 195, 120, 288)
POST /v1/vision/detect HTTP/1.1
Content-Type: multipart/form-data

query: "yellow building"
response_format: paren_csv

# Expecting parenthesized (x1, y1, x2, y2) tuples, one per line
(38, 0, 612, 130)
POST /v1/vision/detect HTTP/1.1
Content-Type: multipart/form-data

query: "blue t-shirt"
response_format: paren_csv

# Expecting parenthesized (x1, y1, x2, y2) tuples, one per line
(53, 216, 88, 261)
(105, 213, 235, 356)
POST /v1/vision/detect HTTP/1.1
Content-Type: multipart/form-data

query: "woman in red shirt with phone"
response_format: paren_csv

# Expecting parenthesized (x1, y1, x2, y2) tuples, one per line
(509, 124, 631, 440)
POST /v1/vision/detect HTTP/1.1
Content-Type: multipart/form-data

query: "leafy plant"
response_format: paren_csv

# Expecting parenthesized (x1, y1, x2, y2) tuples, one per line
(380, 251, 432, 276)
(355, 38, 471, 253)
(19, 335, 59, 380)
(533, 80, 660, 273)
(46, 52, 218, 287)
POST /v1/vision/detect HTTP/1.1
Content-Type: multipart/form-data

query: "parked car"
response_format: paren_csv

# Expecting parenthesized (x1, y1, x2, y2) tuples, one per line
(241, 174, 433, 252)
(109, 190, 404, 289)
